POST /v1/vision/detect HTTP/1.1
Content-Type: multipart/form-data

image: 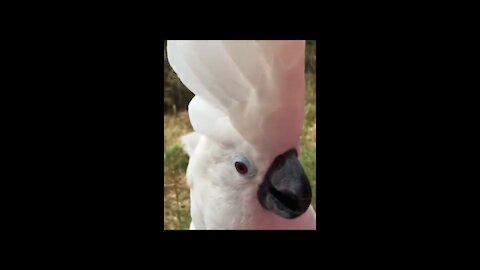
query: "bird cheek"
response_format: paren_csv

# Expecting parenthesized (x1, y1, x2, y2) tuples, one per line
(253, 173, 267, 186)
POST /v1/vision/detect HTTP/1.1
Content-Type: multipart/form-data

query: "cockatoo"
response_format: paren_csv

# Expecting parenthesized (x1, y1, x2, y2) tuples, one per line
(167, 40, 316, 230)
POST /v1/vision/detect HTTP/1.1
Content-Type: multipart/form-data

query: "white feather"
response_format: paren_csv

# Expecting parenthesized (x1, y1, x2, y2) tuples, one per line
(167, 40, 305, 157)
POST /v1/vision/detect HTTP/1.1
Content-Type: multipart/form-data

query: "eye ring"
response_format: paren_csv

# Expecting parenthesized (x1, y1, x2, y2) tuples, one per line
(231, 152, 257, 178)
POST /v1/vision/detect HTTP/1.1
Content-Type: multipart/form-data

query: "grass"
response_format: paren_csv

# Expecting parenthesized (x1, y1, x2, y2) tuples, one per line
(164, 41, 316, 230)
(164, 112, 193, 230)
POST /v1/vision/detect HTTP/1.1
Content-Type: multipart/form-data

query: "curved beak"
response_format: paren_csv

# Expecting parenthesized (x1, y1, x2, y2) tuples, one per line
(257, 149, 312, 219)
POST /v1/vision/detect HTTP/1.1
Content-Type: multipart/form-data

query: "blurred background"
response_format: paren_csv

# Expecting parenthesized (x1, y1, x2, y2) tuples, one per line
(164, 40, 316, 230)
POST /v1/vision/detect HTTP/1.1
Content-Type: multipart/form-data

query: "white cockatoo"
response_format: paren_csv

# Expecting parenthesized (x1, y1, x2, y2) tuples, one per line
(167, 40, 316, 230)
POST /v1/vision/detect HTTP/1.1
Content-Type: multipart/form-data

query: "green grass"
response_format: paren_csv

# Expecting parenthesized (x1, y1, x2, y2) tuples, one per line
(163, 112, 193, 230)
(300, 143, 316, 210)
(164, 144, 189, 172)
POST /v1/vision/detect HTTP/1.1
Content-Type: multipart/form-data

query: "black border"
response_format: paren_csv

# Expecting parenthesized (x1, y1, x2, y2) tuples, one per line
(22, 14, 444, 249)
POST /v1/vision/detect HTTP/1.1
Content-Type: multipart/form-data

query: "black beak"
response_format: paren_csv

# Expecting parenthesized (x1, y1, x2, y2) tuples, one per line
(258, 149, 312, 219)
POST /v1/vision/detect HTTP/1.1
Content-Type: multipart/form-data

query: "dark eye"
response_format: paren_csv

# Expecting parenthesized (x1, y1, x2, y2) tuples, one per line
(235, 162, 248, 174)
(231, 152, 257, 178)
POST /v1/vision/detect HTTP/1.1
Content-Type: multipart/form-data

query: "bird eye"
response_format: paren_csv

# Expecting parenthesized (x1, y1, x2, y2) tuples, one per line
(231, 152, 257, 178)
(235, 162, 248, 174)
